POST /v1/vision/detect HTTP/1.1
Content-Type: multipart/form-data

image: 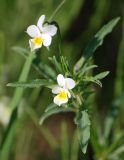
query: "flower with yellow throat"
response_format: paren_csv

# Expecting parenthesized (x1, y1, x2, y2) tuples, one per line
(26, 15, 57, 51)
(52, 74, 76, 106)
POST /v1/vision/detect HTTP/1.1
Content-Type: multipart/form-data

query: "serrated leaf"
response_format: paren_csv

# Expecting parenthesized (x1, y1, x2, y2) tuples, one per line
(7, 79, 54, 88)
(39, 106, 75, 125)
(75, 110, 91, 154)
(74, 17, 120, 72)
(94, 71, 110, 79)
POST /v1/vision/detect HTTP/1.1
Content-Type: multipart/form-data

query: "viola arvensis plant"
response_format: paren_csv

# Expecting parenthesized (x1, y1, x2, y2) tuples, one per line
(52, 74, 76, 106)
(7, 15, 119, 155)
(26, 15, 57, 51)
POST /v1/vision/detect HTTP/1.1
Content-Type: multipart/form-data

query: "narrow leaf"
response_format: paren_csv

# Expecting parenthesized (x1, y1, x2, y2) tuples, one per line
(40, 106, 75, 125)
(74, 17, 120, 72)
(75, 110, 91, 154)
(7, 79, 54, 88)
(80, 64, 98, 76)
(12, 46, 29, 57)
(94, 71, 110, 79)
(83, 76, 102, 87)
(49, 56, 63, 73)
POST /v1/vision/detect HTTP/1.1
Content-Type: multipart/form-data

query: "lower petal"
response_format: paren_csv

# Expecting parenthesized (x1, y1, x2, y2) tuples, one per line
(29, 39, 42, 51)
(53, 95, 68, 106)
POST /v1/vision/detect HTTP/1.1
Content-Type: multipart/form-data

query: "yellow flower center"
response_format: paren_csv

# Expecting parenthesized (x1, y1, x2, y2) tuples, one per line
(33, 37, 43, 45)
(58, 91, 68, 100)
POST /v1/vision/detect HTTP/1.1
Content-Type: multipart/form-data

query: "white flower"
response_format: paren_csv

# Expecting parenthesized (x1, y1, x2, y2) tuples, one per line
(26, 15, 57, 51)
(52, 74, 76, 106)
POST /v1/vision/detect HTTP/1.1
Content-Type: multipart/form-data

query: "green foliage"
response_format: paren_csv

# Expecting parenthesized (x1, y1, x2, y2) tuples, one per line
(7, 79, 54, 88)
(6, 17, 120, 156)
(75, 110, 91, 154)
(0, 0, 123, 159)
(39, 104, 75, 125)
(74, 17, 120, 72)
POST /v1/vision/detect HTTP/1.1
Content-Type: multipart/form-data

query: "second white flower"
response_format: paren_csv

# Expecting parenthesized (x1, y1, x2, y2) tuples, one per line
(26, 15, 57, 51)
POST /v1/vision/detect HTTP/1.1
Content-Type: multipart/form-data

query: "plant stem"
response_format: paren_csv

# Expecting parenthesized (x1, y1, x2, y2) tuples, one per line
(0, 51, 35, 160)
(10, 51, 35, 110)
(48, 0, 66, 22)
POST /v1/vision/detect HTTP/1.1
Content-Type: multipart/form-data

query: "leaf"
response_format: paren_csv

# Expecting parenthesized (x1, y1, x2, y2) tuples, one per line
(33, 55, 56, 79)
(74, 17, 120, 72)
(60, 56, 71, 75)
(44, 103, 57, 112)
(94, 71, 110, 79)
(49, 56, 63, 73)
(12, 46, 29, 57)
(81, 64, 98, 76)
(75, 110, 91, 154)
(83, 76, 102, 87)
(39, 106, 75, 125)
(7, 79, 54, 88)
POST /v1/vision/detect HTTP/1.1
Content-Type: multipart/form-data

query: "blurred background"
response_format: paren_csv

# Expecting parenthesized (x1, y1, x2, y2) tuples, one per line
(0, 0, 124, 159)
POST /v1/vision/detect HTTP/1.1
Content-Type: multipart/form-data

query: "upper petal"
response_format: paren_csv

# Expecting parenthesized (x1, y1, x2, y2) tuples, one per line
(57, 74, 65, 87)
(42, 34, 52, 47)
(37, 15, 45, 31)
(52, 86, 62, 94)
(42, 25, 57, 36)
(65, 78, 76, 89)
(27, 25, 40, 38)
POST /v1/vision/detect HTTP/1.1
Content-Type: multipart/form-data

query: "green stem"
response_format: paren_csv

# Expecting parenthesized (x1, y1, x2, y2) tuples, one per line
(0, 52, 35, 160)
(48, 0, 66, 22)
(10, 51, 35, 110)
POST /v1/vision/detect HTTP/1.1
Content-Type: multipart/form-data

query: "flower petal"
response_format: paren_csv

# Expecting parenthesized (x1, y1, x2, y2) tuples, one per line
(29, 39, 42, 51)
(42, 25, 57, 36)
(37, 15, 45, 31)
(42, 34, 52, 46)
(52, 86, 62, 94)
(57, 74, 65, 87)
(27, 25, 40, 38)
(53, 94, 68, 106)
(65, 78, 76, 89)
(66, 90, 71, 98)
